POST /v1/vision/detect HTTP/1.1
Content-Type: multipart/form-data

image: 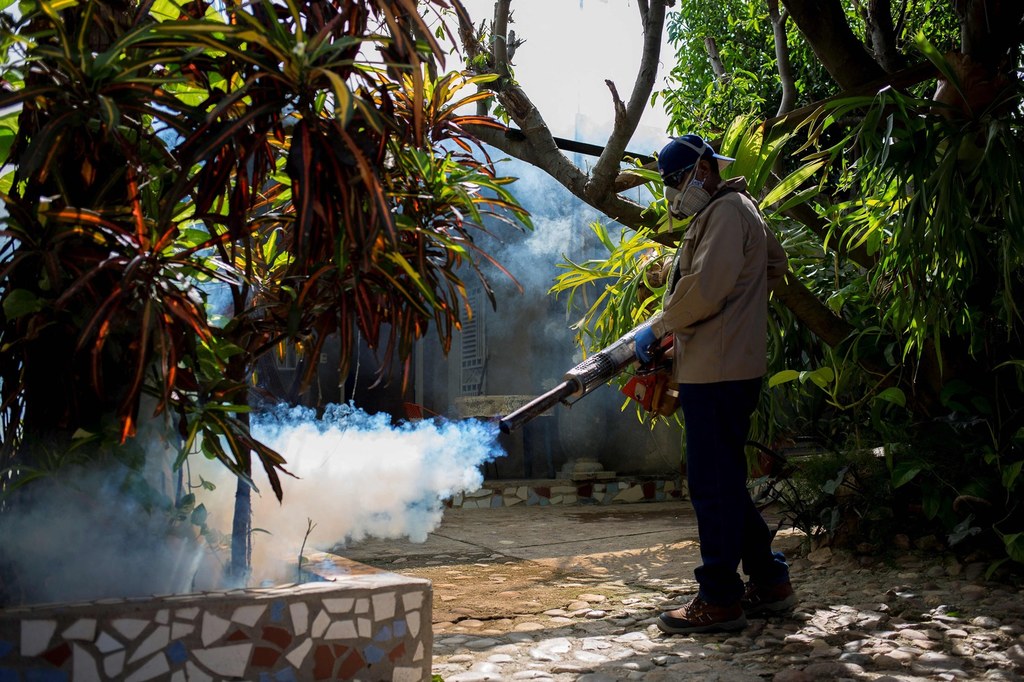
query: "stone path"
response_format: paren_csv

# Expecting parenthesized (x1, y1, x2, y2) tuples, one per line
(431, 550, 1024, 681)
(336, 501, 1024, 681)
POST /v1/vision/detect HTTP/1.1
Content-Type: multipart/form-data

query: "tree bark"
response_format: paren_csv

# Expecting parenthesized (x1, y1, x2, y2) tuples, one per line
(767, 1, 797, 116)
(781, 0, 885, 89)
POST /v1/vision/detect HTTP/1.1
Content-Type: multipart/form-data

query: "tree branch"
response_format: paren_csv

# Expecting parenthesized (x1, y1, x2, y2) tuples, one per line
(455, 0, 666, 229)
(586, 0, 668, 199)
(767, 0, 797, 116)
(781, 0, 885, 89)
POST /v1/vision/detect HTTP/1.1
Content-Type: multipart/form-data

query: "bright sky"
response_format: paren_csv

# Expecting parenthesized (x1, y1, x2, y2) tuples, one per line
(453, 0, 675, 156)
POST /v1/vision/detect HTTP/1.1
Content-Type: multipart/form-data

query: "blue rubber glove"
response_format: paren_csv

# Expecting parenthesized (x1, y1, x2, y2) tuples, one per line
(633, 325, 659, 364)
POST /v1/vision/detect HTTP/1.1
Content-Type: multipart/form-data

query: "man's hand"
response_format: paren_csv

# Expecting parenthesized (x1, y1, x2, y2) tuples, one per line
(634, 325, 659, 364)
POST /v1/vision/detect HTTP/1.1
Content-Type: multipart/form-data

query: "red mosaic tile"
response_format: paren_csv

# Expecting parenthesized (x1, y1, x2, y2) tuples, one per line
(388, 642, 406, 663)
(313, 644, 335, 680)
(642, 481, 656, 499)
(41, 642, 71, 667)
(226, 628, 250, 642)
(251, 646, 281, 668)
(577, 483, 593, 498)
(261, 625, 293, 649)
(535, 486, 551, 499)
(332, 644, 350, 658)
(337, 649, 366, 679)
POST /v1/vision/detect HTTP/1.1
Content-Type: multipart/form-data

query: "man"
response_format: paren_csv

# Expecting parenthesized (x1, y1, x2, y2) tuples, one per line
(634, 134, 794, 634)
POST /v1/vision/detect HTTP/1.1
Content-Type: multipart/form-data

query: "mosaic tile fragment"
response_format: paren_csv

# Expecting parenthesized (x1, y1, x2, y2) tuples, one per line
(62, 619, 96, 642)
(170, 622, 194, 640)
(127, 625, 168, 663)
(372, 593, 395, 620)
(20, 620, 57, 656)
(231, 605, 266, 626)
(311, 609, 329, 638)
(200, 612, 230, 647)
(289, 602, 308, 636)
(71, 644, 100, 682)
(103, 650, 126, 678)
(324, 620, 357, 640)
(322, 598, 352, 614)
(184, 661, 213, 682)
(285, 638, 312, 668)
(174, 608, 199, 621)
(95, 631, 123, 654)
(192, 643, 252, 678)
(111, 618, 148, 641)
(123, 652, 169, 682)
(402, 591, 423, 611)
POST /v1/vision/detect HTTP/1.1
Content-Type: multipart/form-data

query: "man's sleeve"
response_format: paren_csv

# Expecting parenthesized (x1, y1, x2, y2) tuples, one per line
(765, 223, 788, 293)
(649, 202, 745, 339)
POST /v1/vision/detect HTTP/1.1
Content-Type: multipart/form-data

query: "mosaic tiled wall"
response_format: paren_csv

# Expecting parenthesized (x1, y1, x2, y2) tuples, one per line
(0, 558, 431, 681)
(447, 477, 684, 509)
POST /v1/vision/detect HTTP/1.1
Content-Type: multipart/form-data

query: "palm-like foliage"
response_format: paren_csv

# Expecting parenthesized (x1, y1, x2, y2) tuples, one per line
(0, 0, 529, 518)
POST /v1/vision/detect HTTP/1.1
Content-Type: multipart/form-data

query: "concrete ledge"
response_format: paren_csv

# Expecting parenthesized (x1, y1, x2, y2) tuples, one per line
(446, 476, 685, 509)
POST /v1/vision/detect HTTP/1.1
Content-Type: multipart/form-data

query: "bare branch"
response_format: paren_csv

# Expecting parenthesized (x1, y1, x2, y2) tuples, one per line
(768, 0, 797, 116)
(586, 0, 668, 197)
(704, 37, 727, 79)
(456, 0, 670, 231)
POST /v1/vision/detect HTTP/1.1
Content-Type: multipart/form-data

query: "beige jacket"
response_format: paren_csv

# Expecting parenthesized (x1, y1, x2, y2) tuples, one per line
(648, 177, 788, 384)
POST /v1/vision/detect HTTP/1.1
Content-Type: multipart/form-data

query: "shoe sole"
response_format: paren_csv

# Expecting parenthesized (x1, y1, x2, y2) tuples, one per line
(743, 594, 798, 617)
(656, 614, 748, 635)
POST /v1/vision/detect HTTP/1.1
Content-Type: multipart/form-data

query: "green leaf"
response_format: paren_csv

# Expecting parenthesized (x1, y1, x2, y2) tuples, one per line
(760, 160, 825, 210)
(802, 366, 834, 389)
(891, 462, 922, 488)
(874, 387, 906, 407)
(768, 369, 800, 388)
(1001, 533, 1024, 564)
(1002, 460, 1023, 492)
(3, 289, 44, 319)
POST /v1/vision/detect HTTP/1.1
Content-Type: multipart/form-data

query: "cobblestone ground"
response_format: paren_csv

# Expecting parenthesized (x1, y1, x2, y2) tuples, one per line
(430, 549, 1024, 681)
(337, 503, 1024, 681)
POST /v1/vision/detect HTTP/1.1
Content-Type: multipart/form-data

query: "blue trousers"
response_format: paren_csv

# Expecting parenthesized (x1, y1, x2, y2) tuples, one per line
(679, 378, 790, 605)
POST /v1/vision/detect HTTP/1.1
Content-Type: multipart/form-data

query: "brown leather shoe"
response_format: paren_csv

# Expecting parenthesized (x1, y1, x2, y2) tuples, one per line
(741, 580, 797, 616)
(657, 596, 748, 635)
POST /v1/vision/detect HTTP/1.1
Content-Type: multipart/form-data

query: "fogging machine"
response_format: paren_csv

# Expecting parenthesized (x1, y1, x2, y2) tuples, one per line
(497, 325, 674, 434)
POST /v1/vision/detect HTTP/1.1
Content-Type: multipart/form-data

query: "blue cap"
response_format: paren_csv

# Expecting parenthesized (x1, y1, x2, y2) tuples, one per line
(657, 134, 734, 187)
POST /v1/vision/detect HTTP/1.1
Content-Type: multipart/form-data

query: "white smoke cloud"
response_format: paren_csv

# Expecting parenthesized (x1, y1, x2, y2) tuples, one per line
(218, 403, 505, 584)
(0, 404, 504, 604)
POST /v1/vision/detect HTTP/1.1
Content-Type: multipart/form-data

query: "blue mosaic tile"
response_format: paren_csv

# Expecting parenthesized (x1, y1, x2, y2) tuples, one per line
(166, 640, 187, 665)
(0, 667, 18, 682)
(260, 674, 272, 682)
(373, 625, 392, 642)
(490, 495, 502, 508)
(363, 644, 386, 665)
(270, 599, 286, 623)
(25, 670, 69, 682)
(392, 619, 407, 638)
(273, 668, 297, 682)
(0, 642, 12, 659)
